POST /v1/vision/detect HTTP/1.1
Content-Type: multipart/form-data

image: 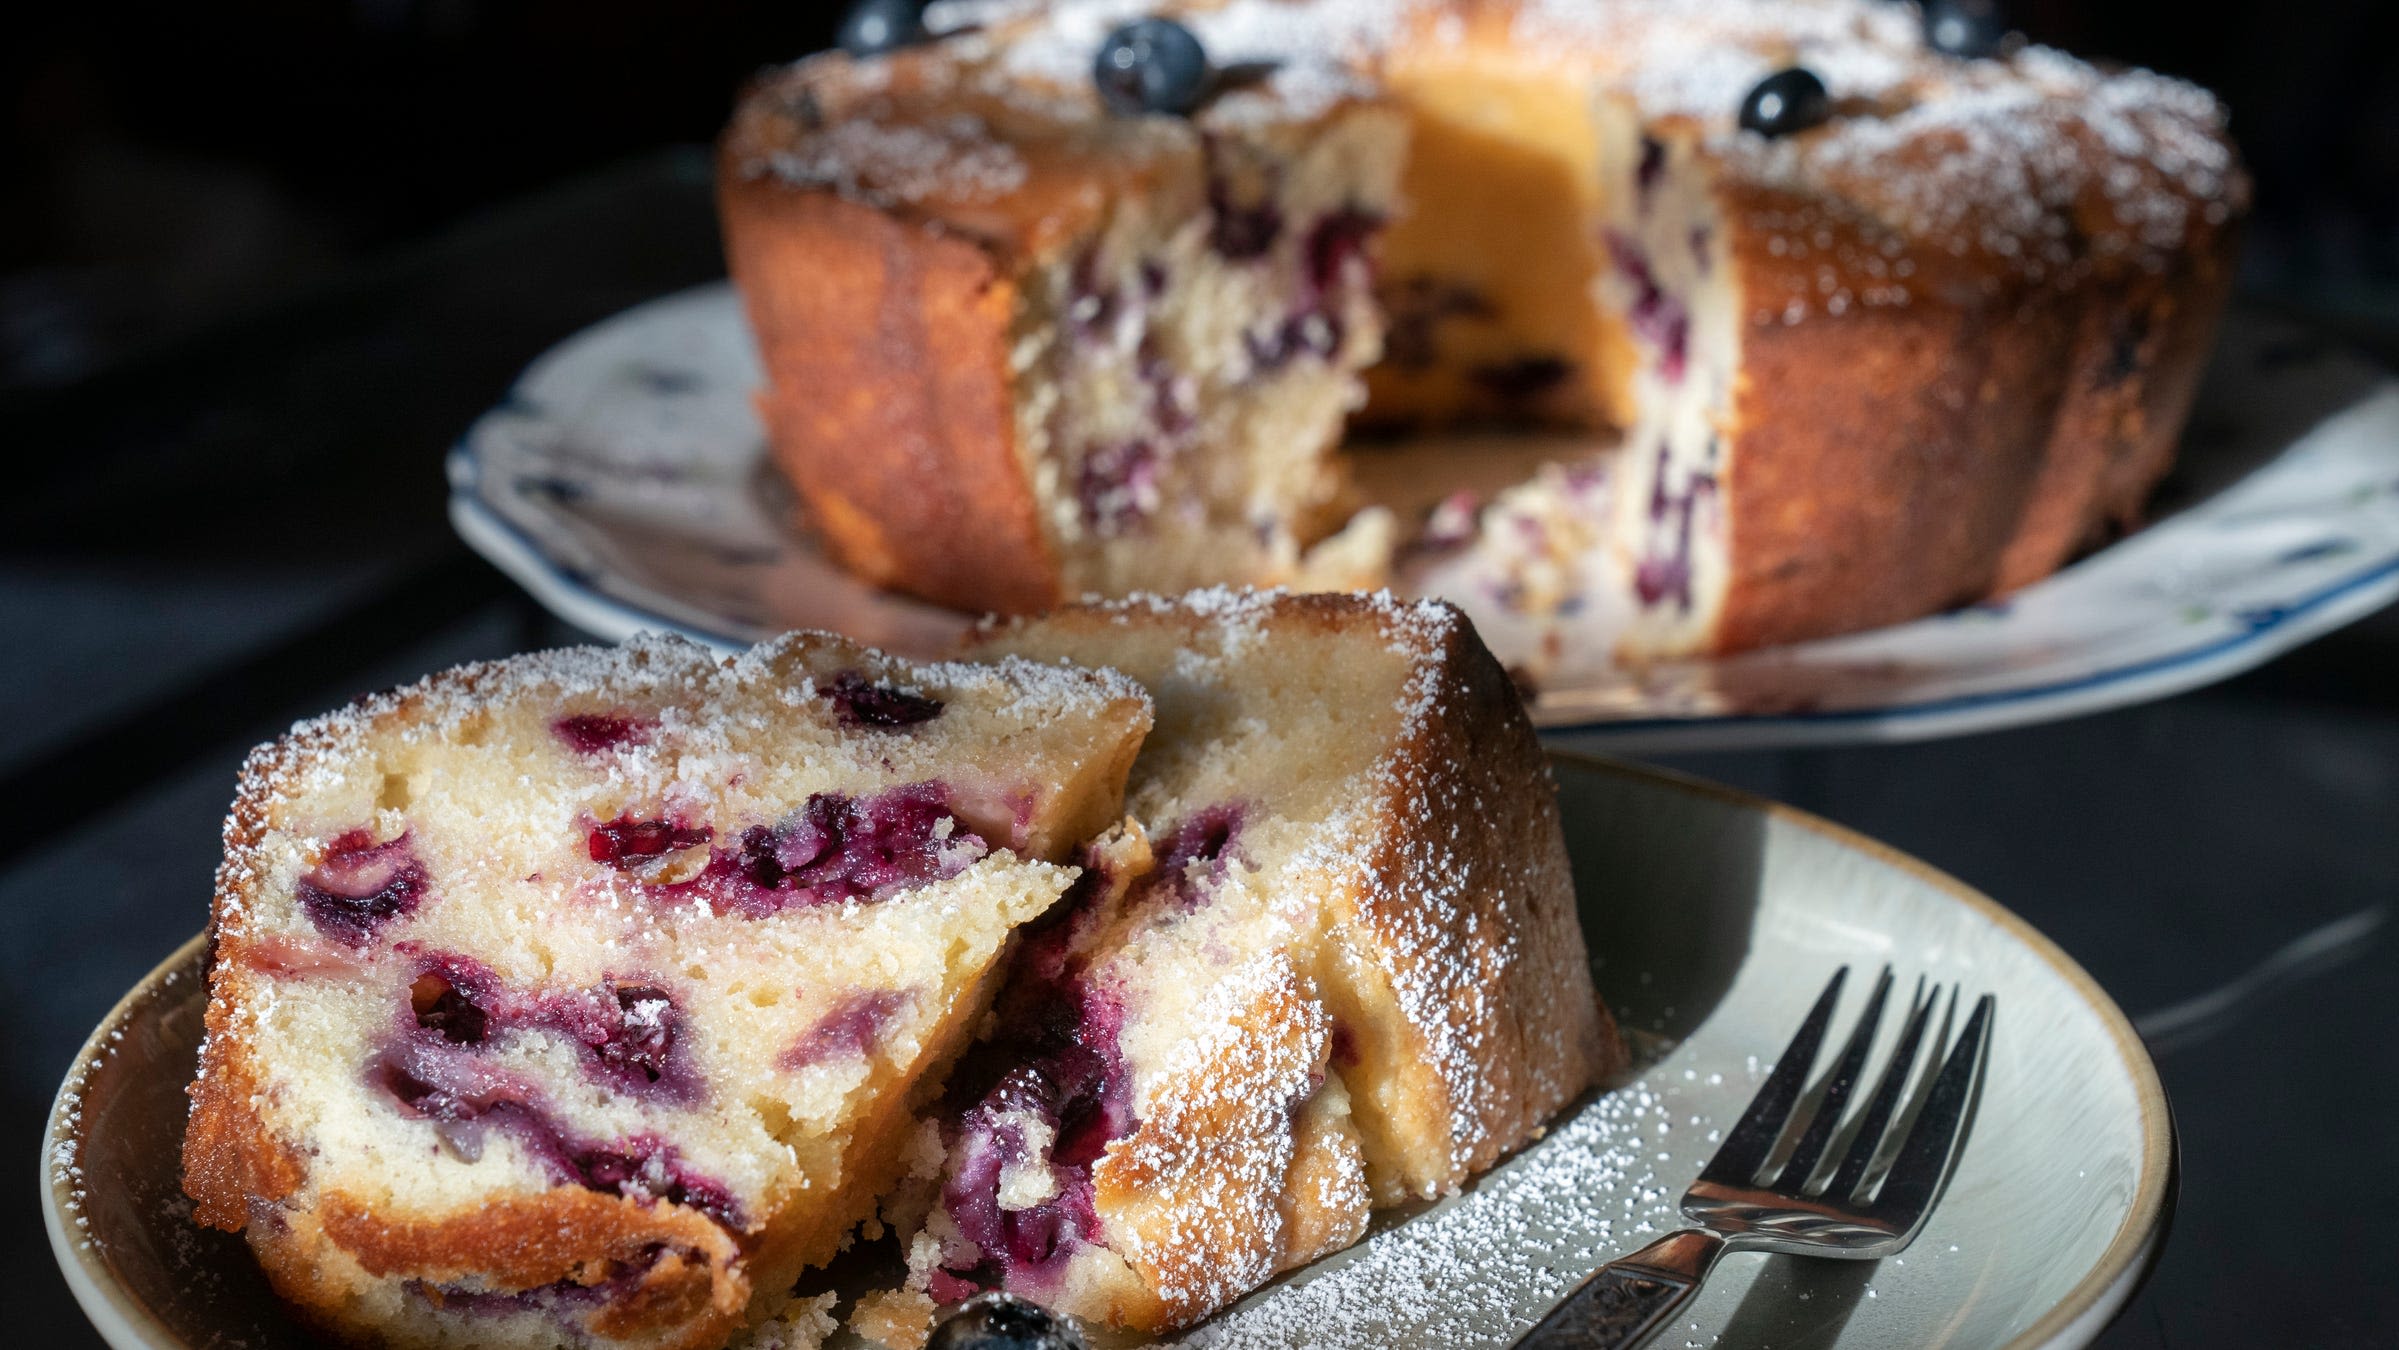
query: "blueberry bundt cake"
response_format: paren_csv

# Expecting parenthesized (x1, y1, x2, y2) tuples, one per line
(183, 633, 1151, 1350)
(865, 590, 1620, 1338)
(718, 0, 2245, 664)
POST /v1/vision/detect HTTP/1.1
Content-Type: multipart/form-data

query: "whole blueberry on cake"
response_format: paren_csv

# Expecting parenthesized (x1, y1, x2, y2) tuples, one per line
(183, 633, 1150, 1350)
(859, 590, 1622, 1338)
(719, 0, 2246, 664)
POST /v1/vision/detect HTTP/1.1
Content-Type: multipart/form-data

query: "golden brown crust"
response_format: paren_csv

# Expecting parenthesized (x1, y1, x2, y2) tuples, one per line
(183, 1020, 304, 1231)
(717, 161, 1064, 616)
(1344, 601, 1619, 1188)
(249, 1219, 734, 1350)
(1997, 223, 2240, 591)
(1712, 184, 2242, 651)
(1091, 959, 1368, 1330)
(1280, 1073, 1374, 1260)
(320, 1190, 742, 1328)
(186, 745, 304, 1234)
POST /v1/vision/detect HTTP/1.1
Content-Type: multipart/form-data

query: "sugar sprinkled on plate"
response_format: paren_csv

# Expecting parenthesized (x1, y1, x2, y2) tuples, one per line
(1179, 1054, 1706, 1348)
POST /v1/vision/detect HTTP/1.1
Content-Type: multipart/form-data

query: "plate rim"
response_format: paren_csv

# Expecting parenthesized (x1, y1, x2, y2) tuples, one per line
(43, 929, 214, 1350)
(1547, 751, 2177, 1349)
(445, 279, 2399, 750)
(41, 755, 2174, 1350)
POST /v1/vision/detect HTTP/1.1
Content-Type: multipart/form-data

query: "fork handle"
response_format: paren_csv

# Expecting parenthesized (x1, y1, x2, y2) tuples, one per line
(1515, 1229, 1726, 1349)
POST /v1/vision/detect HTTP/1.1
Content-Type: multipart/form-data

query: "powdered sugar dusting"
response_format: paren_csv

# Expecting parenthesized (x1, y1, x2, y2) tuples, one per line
(1507, 0, 2239, 269)
(1109, 957, 1332, 1314)
(1736, 50, 2240, 267)
(750, 0, 2239, 273)
(238, 634, 1137, 801)
(761, 115, 1030, 203)
(1179, 1068, 1700, 1347)
(1081, 587, 1557, 1189)
(953, 588, 1604, 1329)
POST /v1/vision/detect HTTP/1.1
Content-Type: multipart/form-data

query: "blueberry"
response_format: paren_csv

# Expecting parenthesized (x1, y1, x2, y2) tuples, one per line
(928, 1293, 1085, 1350)
(838, 0, 928, 57)
(297, 830, 427, 947)
(1737, 67, 1832, 139)
(410, 973, 490, 1045)
(1923, 0, 2009, 59)
(827, 670, 944, 727)
(1092, 18, 1212, 117)
(551, 712, 650, 755)
(587, 815, 714, 867)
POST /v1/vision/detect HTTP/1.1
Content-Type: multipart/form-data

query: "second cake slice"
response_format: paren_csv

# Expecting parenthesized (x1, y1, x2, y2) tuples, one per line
(888, 590, 1623, 1336)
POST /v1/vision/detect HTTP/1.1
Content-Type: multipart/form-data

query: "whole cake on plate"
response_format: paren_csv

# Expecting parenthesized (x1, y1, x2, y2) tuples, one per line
(717, 0, 2246, 668)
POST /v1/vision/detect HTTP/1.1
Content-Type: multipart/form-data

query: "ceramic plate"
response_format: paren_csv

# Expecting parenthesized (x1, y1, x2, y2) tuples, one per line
(447, 284, 2399, 750)
(47, 755, 2169, 1349)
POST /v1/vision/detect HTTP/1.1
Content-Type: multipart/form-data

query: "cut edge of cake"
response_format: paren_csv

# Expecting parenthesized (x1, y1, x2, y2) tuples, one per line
(184, 631, 1152, 1350)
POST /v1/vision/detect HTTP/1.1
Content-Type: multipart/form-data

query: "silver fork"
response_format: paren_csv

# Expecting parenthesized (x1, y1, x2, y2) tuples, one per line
(1517, 967, 1994, 1349)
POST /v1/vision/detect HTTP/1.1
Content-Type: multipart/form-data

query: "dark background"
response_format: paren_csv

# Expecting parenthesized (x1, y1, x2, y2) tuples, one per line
(6, 3, 2396, 1348)
(6, 0, 2398, 391)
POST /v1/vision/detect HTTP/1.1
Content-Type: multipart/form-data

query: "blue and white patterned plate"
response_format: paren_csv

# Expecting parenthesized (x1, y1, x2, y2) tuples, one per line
(449, 283, 2399, 751)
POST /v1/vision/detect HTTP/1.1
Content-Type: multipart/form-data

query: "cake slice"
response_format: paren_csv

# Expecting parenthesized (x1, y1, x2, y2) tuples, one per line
(881, 590, 1621, 1337)
(184, 632, 1150, 1350)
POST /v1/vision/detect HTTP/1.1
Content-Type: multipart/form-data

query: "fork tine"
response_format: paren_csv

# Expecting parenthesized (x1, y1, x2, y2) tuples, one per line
(1698, 966, 1848, 1187)
(1870, 992, 1995, 1223)
(1772, 965, 1894, 1189)
(1826, 976, 1939, 1200)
